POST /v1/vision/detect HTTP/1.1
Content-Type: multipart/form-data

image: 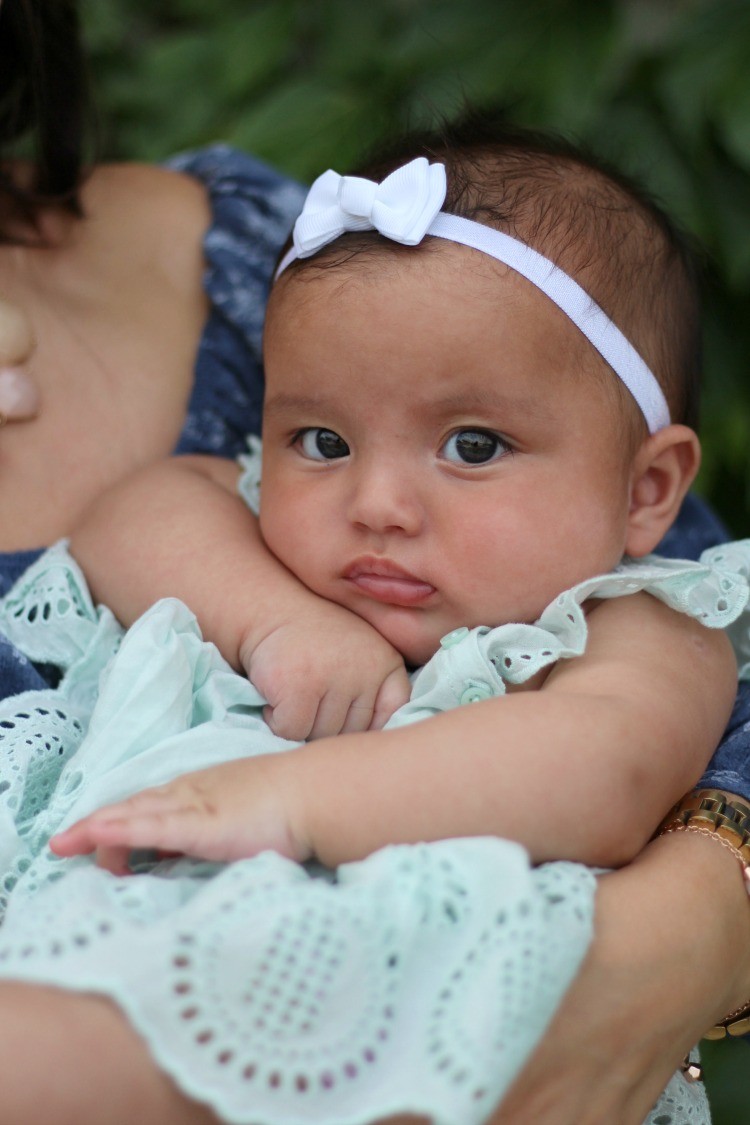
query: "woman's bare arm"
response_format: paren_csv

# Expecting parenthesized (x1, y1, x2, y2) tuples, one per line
(495, 826, 750, 1124)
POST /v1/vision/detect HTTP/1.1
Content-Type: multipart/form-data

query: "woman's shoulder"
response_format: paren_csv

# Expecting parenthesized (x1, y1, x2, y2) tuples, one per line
(78, 162, 210, 281)
(76, 147, 304, 286)
(84, 159, 203, 201)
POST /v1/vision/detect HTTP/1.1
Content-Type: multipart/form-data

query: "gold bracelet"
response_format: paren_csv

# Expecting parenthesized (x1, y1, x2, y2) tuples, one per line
(657, 789, 750, 1040)
(703, 999, 750, 1040)
(657, 788, 750, 890)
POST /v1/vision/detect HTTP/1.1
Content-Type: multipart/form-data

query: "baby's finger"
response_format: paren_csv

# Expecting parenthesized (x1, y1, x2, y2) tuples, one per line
(49, 821, 97, 857)
(263, 694, 319, 742)
(73, 809, 201, 859)
(340, 694, 377, 735)
(93, 843, 134, 876)
(307, 691, 357, 740)
(370, 666, 412, 729)
(50, 785, 183, 856)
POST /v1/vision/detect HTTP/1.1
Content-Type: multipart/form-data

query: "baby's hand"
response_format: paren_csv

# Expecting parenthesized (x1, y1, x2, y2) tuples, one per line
(242, 599, 410, 742)
(49, 756, 310, 874)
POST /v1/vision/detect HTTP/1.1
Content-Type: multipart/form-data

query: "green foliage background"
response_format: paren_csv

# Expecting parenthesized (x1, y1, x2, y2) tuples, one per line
(81, 0, 750, 538)
(80, 1, 750, 1117)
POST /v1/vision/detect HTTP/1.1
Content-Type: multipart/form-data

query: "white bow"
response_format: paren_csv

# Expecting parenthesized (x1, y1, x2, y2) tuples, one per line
(292, 157, 447, 257)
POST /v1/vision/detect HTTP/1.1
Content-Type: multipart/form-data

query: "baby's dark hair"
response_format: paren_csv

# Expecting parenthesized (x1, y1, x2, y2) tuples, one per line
(282, 111, 702, 431)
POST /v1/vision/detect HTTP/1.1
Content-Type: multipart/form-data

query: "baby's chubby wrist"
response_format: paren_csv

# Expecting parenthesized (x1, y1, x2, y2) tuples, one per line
(231, 560, 409, 742)
(273, 735, 365, 866)
(257, 743, 325, 863)
(236, 576, 396, 673)
(235, 571, 338, 666)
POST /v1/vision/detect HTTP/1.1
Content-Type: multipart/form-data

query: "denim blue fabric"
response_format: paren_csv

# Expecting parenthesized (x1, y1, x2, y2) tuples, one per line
(654, 491, 729, 560)
(0, 547, 46, 598)
(0, 548, 50, 695)
(654, 494, 750, 796)
(166, 147, 305, 456)
(0, 148, 747, 799)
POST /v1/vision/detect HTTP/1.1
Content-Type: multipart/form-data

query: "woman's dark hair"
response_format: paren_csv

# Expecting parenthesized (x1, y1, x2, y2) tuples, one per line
(0, 0, 95, 241)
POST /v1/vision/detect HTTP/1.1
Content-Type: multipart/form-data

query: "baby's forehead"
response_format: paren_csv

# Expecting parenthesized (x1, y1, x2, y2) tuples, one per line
(268, 236, 641, 444)
(273, 238, 603, 363)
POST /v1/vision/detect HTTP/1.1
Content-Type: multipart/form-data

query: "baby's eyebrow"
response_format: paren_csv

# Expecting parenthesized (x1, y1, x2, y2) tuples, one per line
(426, 389, 552, 422)
(264, 388, 553, 423)
(264, 392, 338, 417)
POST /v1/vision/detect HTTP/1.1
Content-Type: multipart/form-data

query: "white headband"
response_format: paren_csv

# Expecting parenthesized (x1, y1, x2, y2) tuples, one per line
(275, 157, 671, 433)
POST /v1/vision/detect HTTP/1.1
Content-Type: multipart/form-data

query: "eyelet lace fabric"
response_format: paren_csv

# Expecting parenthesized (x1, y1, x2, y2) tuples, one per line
(644, 1053, 711, 1125)
(2, 538, 749, 1122)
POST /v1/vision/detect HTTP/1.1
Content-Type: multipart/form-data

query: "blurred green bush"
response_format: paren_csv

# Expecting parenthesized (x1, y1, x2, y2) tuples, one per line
(81, 0, 750, 534)
(80, 2, 750, 1119)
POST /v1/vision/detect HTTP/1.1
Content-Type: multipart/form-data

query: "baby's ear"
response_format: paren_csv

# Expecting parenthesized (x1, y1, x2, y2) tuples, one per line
(624, 424, 701, 557)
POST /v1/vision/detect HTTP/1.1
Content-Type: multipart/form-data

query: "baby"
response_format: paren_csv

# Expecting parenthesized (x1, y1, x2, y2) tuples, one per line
(2, 115, 744, 1124)
(53, 116, 739, 876)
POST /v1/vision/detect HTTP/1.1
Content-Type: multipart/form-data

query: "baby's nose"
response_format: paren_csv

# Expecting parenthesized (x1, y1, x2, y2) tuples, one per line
(346, 462, 424, 536)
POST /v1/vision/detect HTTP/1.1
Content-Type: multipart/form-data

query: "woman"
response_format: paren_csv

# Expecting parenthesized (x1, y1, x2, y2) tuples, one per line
(0, 2, 748, 1121)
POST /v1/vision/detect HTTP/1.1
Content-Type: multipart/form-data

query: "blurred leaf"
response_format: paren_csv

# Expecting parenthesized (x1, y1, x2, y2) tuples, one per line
(716, 73, 750, 173)
(702, 154, 750, 288)
(217, 6, 296, 101)
(224, 80, 367, 180)
(81, 0, 750, 545)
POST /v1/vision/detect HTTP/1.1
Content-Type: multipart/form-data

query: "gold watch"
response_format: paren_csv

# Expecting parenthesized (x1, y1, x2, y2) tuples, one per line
(657, 788, 750, 1040)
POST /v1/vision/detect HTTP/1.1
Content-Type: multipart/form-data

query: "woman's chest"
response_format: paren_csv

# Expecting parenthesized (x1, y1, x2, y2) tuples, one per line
(0, 164, 211, 549)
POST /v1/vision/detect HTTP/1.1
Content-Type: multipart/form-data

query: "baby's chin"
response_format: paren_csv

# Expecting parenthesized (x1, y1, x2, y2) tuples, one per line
(381, 622, 454, 669)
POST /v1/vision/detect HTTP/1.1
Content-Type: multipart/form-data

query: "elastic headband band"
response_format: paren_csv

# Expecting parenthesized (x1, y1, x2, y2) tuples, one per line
(275, 157, 671, 433)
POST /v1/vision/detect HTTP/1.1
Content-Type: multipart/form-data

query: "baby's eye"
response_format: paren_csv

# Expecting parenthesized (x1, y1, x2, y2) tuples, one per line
(441, 429, 509, 465)
(296, 427, 350, 461)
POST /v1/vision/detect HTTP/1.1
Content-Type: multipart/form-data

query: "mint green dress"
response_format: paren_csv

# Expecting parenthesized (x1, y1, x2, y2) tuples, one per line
(0, 462, 748, 1122)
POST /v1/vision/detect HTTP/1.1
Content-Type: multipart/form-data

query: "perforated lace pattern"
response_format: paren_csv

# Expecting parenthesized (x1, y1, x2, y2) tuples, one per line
(0, 844, 596, 1125)
(0, 545, 122, 910)
(645, 1050, 711, 1124)
(0, 540, 744, 1121)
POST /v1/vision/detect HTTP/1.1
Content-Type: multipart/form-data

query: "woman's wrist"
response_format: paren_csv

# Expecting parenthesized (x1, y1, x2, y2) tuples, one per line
(655, 788, 750, 1037)
(497, 827, 750, 1124)
(607, 828, 750, 1034)
(657, 788, 750, 894)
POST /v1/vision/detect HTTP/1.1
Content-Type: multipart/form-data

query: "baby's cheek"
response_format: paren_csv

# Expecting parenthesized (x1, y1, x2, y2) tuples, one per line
(260, 496, 318, 586)
(259, 496, 291, 562)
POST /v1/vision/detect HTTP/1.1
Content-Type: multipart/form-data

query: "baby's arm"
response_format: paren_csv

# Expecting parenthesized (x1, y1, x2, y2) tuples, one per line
(69, 456, 410, 740)
(52, 591, 737, 871)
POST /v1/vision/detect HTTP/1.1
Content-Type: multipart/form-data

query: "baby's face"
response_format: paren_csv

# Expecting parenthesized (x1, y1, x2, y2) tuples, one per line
(261, 244, 638, 665)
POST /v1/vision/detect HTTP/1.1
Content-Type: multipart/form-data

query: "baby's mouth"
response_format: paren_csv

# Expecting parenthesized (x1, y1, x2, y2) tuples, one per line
(343, 557, 436, 607)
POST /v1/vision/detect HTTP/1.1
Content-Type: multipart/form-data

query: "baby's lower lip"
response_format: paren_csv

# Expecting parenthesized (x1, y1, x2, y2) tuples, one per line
(346, 573, 436, 606)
